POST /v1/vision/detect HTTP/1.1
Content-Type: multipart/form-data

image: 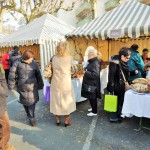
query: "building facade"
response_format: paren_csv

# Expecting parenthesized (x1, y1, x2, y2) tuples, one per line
(57, 0, 106, 28)
(105, 0, 150, 12)
(57, 0, 150, 28)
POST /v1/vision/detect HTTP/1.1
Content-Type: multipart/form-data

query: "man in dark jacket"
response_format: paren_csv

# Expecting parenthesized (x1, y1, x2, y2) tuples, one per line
(81, 46, 101, 117)
(9, 46, 22, 67)
(0, 66, 15, 150)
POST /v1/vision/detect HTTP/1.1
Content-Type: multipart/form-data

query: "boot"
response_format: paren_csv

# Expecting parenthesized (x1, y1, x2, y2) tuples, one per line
(56, 116, 60, 126)
(64, 115, 71, 127)
(29, 118, 36, 127)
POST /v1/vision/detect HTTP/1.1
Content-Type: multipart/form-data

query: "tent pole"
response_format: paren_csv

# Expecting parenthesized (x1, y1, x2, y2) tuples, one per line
(108, 38, 110, 60)
(97, 39, 98, 50)
(40, 44, 44, 72)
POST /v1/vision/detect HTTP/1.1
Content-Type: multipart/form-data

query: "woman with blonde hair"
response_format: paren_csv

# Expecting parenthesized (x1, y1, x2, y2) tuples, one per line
(50, 41, 76, 127)
(81, 46, 101, 116)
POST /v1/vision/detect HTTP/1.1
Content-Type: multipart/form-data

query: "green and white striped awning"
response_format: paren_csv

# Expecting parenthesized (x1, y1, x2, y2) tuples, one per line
(68, 0, 150, 40)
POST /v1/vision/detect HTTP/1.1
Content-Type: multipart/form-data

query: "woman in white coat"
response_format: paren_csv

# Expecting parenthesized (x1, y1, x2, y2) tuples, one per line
(50, 41, 76, 127)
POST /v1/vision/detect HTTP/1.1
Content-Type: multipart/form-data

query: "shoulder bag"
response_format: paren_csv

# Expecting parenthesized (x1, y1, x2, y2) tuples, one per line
(82, 83, 97, 94)
(43, 56, 55, 83)
(119, 64, 131, 92)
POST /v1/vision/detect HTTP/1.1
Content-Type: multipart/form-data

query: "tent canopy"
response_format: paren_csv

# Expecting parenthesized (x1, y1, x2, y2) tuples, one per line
(68, 0, 150, 40)
(0, 13, 75, 47)
(0, 33, 7, 39)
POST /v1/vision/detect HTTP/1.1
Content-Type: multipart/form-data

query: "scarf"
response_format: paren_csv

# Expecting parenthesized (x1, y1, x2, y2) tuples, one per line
(119, 59, 129, 72)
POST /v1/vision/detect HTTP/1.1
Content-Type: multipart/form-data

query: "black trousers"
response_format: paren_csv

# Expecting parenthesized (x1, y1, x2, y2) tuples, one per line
(110, 96, 124, 121)
(89, 98, 97, 114)
(4, 69, 9, 83)
(23, 103, 36, 119)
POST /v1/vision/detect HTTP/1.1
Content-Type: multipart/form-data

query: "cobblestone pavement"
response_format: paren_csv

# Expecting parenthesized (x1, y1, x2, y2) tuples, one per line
(7, 90, 150, 150)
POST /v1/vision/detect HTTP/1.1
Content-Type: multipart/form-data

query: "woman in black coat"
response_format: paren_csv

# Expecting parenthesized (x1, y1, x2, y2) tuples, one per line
(8, 50, 44, 126)
(107, 47, 130, 123)
(81, 46, 101, 116)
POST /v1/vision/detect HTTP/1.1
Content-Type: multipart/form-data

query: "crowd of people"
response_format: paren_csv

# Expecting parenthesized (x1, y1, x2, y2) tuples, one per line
(0, 42, 149, 150)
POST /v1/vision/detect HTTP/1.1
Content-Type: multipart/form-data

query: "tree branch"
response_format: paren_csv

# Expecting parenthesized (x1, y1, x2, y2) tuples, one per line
(1, 0, 76, 24)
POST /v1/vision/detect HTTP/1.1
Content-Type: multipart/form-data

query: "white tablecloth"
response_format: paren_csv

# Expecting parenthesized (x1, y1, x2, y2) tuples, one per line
(72, 78, 87, 102)
(122, 89, 150, 118)
(100, 67, 108, 94)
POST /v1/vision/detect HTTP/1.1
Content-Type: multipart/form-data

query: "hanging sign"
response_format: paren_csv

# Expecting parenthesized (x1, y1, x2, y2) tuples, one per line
(110, 29, 121, 38)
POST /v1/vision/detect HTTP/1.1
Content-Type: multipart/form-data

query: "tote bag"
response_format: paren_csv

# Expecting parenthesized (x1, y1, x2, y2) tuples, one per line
(43, 79, 50, 103)
(44, 86, 50, 103)
(104, 94, 118, 112)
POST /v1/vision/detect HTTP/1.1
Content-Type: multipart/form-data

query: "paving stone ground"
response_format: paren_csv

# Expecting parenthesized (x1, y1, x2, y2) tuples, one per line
(7, 90, 150, 150)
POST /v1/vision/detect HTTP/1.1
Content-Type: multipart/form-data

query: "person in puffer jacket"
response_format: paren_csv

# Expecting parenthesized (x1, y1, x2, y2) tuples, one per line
(8, 50, 43, 127)
(107, 47, 130, 123)
(9, 46, 22, 67)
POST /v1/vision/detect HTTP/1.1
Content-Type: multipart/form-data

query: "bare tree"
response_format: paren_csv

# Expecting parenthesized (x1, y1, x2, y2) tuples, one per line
(0, 0, 75, 24)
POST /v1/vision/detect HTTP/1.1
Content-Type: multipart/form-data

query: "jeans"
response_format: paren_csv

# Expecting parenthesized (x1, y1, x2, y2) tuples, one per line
(23, 103, 36, 119)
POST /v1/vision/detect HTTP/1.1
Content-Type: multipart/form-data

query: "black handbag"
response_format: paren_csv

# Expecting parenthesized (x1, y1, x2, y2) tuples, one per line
(83, 84, 97, 93)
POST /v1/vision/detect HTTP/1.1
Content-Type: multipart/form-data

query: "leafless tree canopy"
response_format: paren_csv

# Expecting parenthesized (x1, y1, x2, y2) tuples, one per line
(0, 0, 75, 24)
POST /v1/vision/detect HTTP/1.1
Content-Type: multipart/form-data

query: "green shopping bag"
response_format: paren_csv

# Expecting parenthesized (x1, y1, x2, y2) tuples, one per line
(104, 94, 118, 112)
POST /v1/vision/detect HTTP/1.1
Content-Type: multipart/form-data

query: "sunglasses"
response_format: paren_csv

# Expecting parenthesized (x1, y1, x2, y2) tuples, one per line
(125, 56, 130, 60)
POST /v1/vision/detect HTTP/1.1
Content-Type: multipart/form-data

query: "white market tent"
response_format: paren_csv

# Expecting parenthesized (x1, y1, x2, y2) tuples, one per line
(0, 33, 7, 39)
(68, 0, 150, 40)
(0, 13, 75, 71)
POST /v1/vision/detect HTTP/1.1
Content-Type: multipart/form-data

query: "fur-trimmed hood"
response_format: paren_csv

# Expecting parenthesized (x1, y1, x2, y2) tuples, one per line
(109, 55, 119, 64)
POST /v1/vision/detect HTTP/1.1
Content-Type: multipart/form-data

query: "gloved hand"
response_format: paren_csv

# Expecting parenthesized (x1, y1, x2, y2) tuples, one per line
(109, 92, 114, 95)
(107, 85, 114, 94)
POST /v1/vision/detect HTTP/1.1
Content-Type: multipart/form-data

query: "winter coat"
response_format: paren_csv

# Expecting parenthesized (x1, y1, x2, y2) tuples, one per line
(9, 50, 22, 67)
(50, 55, 76, 115)
(81, 57, 101, 99)
(0, 67, 9, 116)
(128, 49, 144, 81)
(107, 59, 129, 96)
(8, 59, 44, 106)
(1, 52, 9, 69)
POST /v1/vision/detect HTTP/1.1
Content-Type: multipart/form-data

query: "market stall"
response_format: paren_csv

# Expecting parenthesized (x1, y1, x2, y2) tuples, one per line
(0, 14, 74, 71)
(67, 0, 150, 60)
